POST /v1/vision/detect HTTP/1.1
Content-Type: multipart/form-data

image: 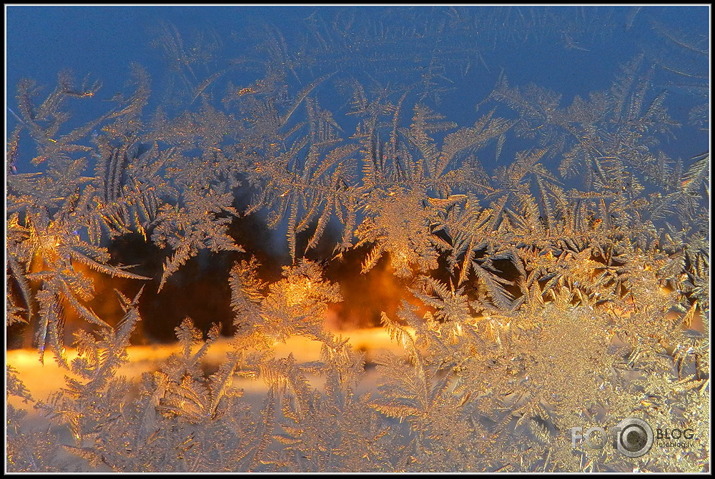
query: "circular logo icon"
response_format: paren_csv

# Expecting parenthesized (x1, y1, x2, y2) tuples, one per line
(616, 418, 653, 458)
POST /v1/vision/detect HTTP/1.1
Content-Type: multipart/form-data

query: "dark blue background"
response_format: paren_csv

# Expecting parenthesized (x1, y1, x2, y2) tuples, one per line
(7, 5, 709, 166)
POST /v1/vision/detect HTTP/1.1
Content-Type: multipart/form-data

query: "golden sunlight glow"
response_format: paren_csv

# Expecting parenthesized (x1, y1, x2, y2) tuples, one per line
(285, 278, 314, 306)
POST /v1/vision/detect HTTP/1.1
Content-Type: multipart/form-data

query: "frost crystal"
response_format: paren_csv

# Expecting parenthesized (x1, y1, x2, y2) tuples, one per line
(6, 6, 709, 473)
